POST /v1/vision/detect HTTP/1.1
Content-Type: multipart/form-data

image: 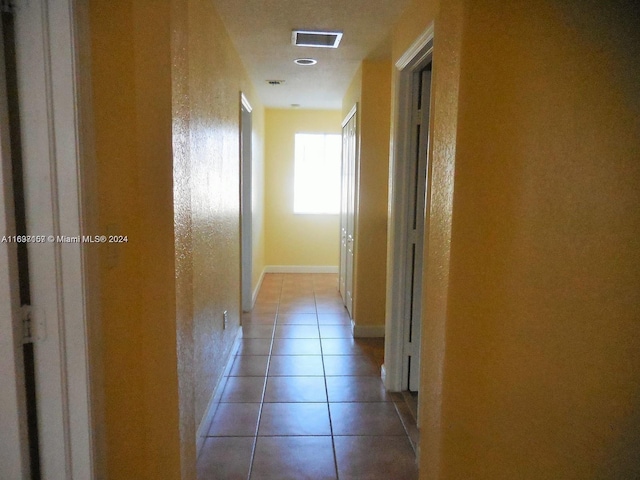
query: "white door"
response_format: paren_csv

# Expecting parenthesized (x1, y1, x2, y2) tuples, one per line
(403, 67, 432, 391)
(339, 106, 357, 317)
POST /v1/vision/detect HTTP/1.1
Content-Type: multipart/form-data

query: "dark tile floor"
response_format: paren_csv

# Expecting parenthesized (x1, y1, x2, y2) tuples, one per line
(197, 273, 418, 480)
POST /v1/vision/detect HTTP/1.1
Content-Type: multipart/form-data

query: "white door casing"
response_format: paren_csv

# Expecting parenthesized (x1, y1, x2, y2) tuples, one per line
(384, 26, 434, 398)
(14, 0, 95, 478)
(240, 93, 253, 312)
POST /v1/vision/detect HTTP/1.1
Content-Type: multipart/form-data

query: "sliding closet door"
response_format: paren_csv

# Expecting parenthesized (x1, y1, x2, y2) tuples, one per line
(339, 105, 357, 317)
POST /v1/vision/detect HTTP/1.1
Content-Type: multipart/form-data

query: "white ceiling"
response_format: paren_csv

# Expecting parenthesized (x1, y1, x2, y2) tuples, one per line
(211, 0, 412, 110)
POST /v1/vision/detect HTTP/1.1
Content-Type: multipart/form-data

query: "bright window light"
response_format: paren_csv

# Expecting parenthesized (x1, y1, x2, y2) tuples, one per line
(294, 133, 341, 214)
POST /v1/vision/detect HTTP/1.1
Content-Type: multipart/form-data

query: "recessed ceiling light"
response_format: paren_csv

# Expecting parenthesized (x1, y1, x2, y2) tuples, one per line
(266, 79, 286, 85)
(294, 58, 317, 66)
(292, 30, 343, 48)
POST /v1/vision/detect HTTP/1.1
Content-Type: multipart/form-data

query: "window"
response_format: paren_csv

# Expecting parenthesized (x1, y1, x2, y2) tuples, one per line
(294, 133, 342, 214)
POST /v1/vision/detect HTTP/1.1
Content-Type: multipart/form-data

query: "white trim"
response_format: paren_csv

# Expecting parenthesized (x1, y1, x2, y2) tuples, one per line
(264, 265, 338, 274)
(251, 267, 266, 309)
(385, 25, 434, 393)
(240, 92, 252, 113)
(196, 329, 242, 454)
(341, 103, 357, 127)
(351, 319, 385, 338)
(395, 24, 435, 70)
(240, 93, 253, 312)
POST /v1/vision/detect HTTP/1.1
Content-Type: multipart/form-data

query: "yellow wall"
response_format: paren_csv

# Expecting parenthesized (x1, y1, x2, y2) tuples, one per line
(90, 1, 180, 478)
(342, 65, 362, 119)
(342, 61, 392, 329)
(391, 0, 438, 65)
(355, 61, 392, 328)
(264, 108, 341, 267)
(391, 0, 640, 477)
(90, 0, 265, 478)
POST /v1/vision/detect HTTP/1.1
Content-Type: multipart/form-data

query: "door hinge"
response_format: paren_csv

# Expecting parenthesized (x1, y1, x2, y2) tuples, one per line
(21, 304, 33, 344)
(1, 0, 15, 14)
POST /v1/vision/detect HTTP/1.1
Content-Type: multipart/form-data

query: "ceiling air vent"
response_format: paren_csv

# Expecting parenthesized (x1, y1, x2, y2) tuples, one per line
(292, 30, 343, 49)
(266, 80, 286, 85)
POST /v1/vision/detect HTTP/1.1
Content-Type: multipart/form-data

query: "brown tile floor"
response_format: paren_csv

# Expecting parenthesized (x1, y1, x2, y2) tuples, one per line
(197, 273, 418, 480)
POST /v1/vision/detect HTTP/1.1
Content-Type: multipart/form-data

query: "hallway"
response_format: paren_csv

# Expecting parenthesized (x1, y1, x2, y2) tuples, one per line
(197, 273, 418, 479)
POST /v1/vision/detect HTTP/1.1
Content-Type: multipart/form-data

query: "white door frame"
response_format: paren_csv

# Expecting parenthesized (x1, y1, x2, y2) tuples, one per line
(3, 1, 96, 478)
(240, 93, 253, 312)
(384, 25, 434, 394)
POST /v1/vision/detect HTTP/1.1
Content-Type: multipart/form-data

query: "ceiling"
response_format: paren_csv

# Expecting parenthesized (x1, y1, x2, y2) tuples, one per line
(211, 0, 412, 110)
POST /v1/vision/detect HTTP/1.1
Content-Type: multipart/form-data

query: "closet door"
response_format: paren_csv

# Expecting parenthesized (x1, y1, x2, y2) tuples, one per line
(339, 125, 348, 302)
(339, 106, 357, 317)
(403, 66, 432, 391)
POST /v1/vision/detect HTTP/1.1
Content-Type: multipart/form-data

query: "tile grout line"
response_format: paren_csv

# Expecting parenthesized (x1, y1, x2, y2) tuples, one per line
(314, 275, 341, 480)
(246, 275, 282, 480)
(205, 274, 417, 479)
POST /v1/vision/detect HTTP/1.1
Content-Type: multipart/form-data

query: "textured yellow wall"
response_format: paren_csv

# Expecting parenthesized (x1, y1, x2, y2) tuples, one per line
(443, 1, 640, 477)
(173, 0, 265, 476)
(184, 0, 263, 432)
(392, 0, 640, 478)
(342, 64, 362, 119)
(90, 1, 180, 478)
(391, 0, 438, 65)
(264, 108, 341, 267)
(341, 61, 392, 328)
(353, 61, 392, 328)
(91, 0, 265, 478)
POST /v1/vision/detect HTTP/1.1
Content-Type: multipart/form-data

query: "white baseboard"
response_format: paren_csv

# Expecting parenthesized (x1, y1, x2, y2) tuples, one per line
(351, 319, 385, 338)
(249, 267, 266, 311)
(264, 265, 338, 274)
(196, 328, 242, 454)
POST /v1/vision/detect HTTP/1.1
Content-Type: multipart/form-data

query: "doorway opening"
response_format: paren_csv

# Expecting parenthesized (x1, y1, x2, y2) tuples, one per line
(240, 93, 253, 312)
(384, 27, 434, 423)
(404, 62, 432, 394)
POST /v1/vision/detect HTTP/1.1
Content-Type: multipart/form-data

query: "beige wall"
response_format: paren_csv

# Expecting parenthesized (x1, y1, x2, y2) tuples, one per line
(90, 0, 265, 477)
(342, 61, 392, 329)
(264, 108, 341, 267)
(391, 0, 640, 477)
